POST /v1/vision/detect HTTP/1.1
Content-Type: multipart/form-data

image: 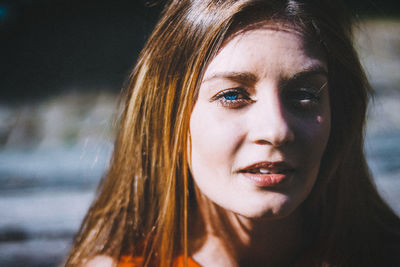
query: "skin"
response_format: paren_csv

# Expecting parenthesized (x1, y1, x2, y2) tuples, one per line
(83, 255, 115, 267)
(189, 24, 331, 266)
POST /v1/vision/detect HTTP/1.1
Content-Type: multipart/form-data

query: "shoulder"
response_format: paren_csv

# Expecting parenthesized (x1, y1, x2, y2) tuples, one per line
(83, 255, 116, 267)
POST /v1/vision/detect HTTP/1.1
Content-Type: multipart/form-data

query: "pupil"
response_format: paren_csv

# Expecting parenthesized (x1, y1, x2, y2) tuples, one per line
(225, 93, 238, 100)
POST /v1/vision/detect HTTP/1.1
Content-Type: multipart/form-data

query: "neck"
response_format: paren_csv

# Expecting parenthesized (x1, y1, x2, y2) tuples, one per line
(189, 196, 309, 267)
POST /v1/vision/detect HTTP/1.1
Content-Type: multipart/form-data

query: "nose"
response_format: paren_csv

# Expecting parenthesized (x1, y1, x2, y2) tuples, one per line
(247, 93, 295, 147)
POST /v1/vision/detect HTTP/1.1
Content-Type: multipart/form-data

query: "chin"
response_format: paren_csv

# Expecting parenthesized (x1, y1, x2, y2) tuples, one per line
(233, 194, 300, 220)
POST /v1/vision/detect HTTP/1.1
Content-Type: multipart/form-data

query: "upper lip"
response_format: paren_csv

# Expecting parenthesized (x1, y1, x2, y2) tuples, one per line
(238, 161, 294, 174)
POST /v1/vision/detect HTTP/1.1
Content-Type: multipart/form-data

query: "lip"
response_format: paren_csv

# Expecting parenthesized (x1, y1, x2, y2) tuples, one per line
(238, 161, 294, 187)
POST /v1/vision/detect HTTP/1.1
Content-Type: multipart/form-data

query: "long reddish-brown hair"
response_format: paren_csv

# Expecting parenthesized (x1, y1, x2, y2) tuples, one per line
(66, 0, 400, 266)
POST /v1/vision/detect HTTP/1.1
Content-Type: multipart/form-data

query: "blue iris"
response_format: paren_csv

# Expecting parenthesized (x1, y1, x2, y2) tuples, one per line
(224, 92, 238, 101)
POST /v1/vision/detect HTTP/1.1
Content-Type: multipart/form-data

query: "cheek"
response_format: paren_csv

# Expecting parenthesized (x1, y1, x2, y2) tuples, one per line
(296, 113, 331, 172)
(288, 106, 330, 174)
(313, 106, 331, 152)
(189, 105, 244, 176)
(305, 116, 330, 146)
(296, 94, 331, 145)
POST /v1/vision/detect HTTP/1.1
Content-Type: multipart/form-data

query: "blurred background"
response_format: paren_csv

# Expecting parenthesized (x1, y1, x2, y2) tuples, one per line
(0, 0, 399, 266)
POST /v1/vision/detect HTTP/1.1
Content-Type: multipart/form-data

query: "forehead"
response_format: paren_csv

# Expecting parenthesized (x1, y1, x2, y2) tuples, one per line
(203, 23, 327, 81)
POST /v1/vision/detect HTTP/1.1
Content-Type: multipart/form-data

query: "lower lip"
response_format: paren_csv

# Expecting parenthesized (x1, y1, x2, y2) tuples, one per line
(240, 172, 291, 187)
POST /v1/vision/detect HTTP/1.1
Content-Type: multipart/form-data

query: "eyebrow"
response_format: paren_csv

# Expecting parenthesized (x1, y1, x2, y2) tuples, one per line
(287, 65, 328, 82)
(202, 71, 258, 85)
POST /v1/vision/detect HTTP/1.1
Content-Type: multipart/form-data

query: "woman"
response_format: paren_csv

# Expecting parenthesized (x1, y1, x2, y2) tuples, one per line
(66, 0, 400, 266)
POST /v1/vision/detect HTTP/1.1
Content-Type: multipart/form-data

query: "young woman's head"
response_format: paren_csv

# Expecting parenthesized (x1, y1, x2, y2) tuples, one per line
(190, 22, 331, 219)
(66, 1, 399, 266)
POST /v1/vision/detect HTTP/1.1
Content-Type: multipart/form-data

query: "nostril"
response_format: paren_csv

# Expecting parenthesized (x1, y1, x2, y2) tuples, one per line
(254, 136, 292, 147)
(251, 122, 295, 147)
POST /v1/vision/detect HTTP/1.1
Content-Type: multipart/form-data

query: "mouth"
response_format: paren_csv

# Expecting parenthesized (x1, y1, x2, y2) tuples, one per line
(238, 161, 294, 187)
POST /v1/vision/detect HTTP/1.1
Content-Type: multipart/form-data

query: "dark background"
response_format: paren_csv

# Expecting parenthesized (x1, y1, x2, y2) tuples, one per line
(0, 0, 164, 102)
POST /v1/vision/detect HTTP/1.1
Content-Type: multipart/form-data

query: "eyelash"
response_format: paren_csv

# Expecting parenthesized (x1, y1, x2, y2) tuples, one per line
(211, 88, 252, 108)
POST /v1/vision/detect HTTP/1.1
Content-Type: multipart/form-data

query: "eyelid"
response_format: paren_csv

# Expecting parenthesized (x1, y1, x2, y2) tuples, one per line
(283, 80, 328, 96)
(282, 73, 328, 90)
(295, 86, 323, 94)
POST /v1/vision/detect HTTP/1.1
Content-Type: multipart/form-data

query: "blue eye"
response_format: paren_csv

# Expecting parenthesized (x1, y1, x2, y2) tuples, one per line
(211, 88, 253, 108)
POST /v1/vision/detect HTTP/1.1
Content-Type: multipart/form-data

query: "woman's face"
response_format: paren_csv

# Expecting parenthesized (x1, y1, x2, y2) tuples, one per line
(189, 24, 331, 219)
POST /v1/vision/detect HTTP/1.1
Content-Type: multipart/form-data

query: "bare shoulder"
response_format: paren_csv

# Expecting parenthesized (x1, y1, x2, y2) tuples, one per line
(83, 255, 117, 267)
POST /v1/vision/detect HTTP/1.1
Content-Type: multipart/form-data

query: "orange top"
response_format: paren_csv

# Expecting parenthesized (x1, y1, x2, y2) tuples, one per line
(119, 253, 313, 267)
(119, 255, 201, 267)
